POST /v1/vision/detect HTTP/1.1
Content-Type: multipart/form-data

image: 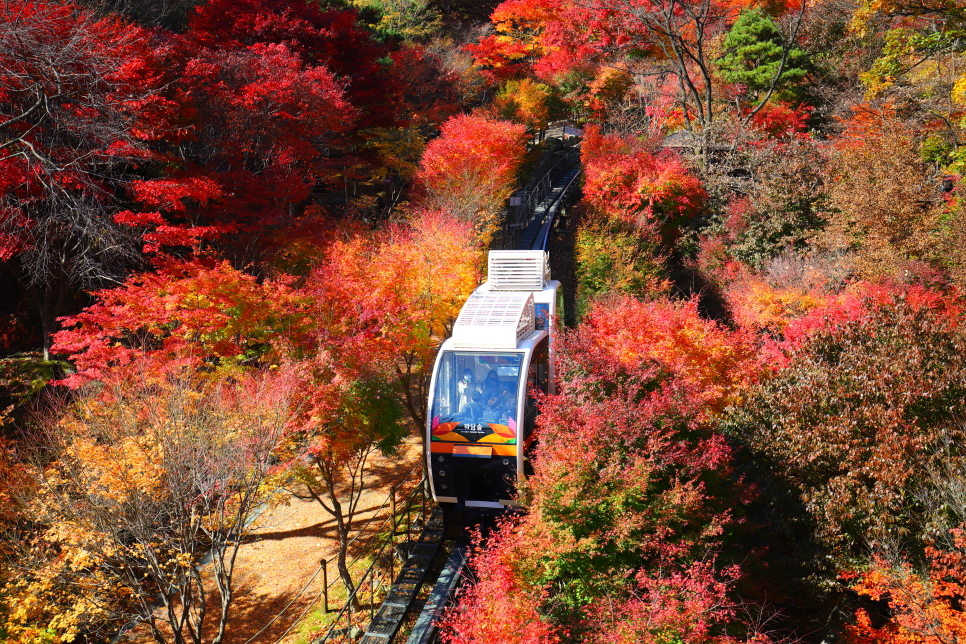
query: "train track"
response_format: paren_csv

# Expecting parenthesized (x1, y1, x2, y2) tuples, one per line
(348, 141, 582, 644)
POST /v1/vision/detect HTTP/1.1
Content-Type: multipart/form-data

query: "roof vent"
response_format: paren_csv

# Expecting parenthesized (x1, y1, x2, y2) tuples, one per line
(488, 251, 549, 291)
(451, 292, 535, 349)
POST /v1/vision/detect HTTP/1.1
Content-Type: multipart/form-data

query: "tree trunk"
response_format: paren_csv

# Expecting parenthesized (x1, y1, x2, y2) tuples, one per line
(27, 277, 67, 360)
(336, 518, 360, 608)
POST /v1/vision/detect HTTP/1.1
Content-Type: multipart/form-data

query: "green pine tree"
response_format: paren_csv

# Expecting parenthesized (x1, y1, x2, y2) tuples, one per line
(718, 9, 810, 98)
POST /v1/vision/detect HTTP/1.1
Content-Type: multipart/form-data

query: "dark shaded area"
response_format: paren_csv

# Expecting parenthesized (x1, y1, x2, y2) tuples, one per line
(549, 200, 583, 328)
(718, 436, 856, 644)
(665, 249, 733, 324)
(429, 0, 504, 27)
(77, 0, 201, 30)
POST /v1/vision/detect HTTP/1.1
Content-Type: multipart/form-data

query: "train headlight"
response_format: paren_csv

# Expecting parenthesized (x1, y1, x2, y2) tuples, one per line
(438, 456, 445, 462)
(438, 470, 446, 477)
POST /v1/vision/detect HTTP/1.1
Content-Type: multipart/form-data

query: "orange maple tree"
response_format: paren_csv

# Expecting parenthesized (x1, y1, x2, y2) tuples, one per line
(849, 528, 966, 644)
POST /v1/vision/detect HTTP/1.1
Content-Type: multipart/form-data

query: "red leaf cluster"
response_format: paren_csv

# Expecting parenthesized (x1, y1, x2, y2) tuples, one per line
(581, 126, 705, 240)
(416, 114, 528, 220)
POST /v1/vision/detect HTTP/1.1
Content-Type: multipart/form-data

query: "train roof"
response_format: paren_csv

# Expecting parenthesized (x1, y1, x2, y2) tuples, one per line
(487, 250, 550, 291)
(451, 291, 534, 349)
(449, 250, 558, 351)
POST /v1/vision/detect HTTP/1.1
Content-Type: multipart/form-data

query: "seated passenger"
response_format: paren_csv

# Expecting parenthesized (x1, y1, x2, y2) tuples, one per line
(498, 385, 516, 417)
(465, 392, 485, 421)
(457, 368, 475, 413)
(480, 370, 501, 402)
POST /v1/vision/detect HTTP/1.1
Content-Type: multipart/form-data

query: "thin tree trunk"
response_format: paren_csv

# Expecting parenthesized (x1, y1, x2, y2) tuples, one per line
(336, 520, 359, 608)
(28, 277, 67, 360)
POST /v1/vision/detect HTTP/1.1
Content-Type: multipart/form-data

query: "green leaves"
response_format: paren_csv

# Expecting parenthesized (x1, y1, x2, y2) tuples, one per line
(718, 9, 810, 98)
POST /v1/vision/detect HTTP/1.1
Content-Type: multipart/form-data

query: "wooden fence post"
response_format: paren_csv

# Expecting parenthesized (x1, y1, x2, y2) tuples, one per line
(321, 559, 329, 614)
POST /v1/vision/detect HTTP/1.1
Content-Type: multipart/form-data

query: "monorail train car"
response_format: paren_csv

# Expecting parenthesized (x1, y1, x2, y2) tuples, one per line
(426, 251, 559, 522)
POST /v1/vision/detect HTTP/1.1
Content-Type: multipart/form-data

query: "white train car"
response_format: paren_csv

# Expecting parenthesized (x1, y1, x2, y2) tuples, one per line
(426, 251, 559, 515)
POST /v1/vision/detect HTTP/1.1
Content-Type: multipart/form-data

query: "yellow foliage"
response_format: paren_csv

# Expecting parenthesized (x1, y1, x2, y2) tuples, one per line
(495, 79, 552, 129)
(588, 67, 634, 107)
(728, 280, 828, 332)
(1, 370, 293, 643)
(953, 74, 966, 105)
(66, 435, 166, 502)
(351, 0, 442, 38)
(363, 126, 427, 184)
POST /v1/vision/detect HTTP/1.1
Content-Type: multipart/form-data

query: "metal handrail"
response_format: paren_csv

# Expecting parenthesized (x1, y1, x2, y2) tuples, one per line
(502, 148, 580, 250)
(538, 166, 582, 253)
(311, 480, 432, 643)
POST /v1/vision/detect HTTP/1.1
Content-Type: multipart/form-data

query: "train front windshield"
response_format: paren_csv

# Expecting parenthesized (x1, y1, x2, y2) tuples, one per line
(430, 351, 522, 444)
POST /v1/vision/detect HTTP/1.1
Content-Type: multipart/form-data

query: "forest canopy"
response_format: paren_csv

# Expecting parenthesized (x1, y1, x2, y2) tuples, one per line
(3, 0, 966, 641)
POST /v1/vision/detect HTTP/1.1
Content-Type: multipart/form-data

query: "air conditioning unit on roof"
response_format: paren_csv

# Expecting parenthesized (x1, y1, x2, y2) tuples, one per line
(487, 250, 550, 291)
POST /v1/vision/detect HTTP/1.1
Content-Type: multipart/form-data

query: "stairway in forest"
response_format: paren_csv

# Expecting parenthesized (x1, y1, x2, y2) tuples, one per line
(357, 511, 444, 644)
(517, 163, 582, 252)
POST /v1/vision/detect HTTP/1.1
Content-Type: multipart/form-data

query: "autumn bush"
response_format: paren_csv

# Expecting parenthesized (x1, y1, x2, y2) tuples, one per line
(727, 139, 829, 270)
(494, 78, 554, 129)
(580, 126, 705, 239)
(575, 126, 705, 314)
(723, 282, 966, 567)
(725, 276, 829, 333)
(721, 251, 855, 333)
(416, 114, 528, 236)
(847, 457, 966, 644)
(51, 260, 310, 386)
(825, 119, 945, 279)
(1, 368, 297, 643)
(847, 531, 966, 644)
(575, 217, 670, 314)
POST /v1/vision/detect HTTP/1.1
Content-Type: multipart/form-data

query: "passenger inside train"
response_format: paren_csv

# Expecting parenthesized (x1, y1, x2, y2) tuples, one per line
(431, 352, 522, 439)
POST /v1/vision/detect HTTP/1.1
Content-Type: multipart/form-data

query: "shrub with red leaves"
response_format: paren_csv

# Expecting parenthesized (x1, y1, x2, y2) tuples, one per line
(416, 114, 528, 225)
(581, 126, 705, 241)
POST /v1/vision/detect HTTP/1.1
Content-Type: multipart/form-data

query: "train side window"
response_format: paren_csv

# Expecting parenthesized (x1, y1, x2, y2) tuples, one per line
(534, 303, 550, 331)
(523, 339, 550, 446)
(529, 339, 549, 396)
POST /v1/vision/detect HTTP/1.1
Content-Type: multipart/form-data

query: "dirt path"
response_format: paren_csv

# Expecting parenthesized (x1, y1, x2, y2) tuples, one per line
(124, 438, 423, 644)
